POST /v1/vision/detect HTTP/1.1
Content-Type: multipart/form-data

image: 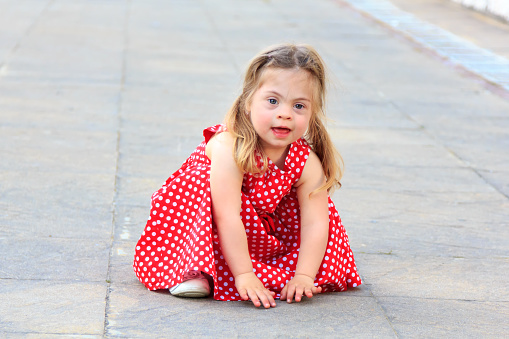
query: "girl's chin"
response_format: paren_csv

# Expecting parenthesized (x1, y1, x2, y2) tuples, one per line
(261, 140, 295, 153)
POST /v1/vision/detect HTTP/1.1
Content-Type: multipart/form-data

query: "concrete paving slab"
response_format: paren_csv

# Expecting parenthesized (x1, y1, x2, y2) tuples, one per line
(340, 0, 509, 92)
(390, 107, 509, 194)
(332, 122, 437, 141)
(339, 143, 467, 169)
(0, 237, 110, 281)
(336, 189, 509, 230)
(0, 171, 114, 239)
(113, 177, 163, 208)
(105, 283, 390, 338)
(0, 83, 120, 129)
(0, 127, 117, 173)
(0, 1, 125, 86)
(388, 0, 509, 59)
(125, 51, 238, 84)
(346, 165, 497, 193)
(359, 255, 509, 301)
(335, 103, 418, 130)
(126, 1, 226, 49)
(0, 280, 106, 335)
(108, 241, 139, 286)
(0, 1, 48, 63)
(113, 205, 150, 241)
(350, 218, 509, 257)
(443, 142, 509, 174)
(120, 87, 234, 124)
(377, 297, 509, 337)
(477, 169, 509, 197)
(118, 154, 190, 180)
(3, 334, 101, 339)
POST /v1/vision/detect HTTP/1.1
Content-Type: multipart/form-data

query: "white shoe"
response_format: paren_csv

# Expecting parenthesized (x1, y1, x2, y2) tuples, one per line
(169, 271, 211, 298)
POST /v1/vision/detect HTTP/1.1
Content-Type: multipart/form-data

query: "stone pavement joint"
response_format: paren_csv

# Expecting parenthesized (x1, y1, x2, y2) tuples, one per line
(104, 0, 131, 334)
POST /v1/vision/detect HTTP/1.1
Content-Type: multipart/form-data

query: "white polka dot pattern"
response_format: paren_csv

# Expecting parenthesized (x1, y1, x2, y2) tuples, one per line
(133, 124, 362, 300)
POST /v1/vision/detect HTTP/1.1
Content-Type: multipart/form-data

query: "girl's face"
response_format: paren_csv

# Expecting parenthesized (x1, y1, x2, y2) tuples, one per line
(247, 68, 315, 160)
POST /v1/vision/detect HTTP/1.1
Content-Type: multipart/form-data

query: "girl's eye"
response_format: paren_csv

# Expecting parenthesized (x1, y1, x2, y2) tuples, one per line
(268, 98, 278, 105)
(295, 103, 304, 109)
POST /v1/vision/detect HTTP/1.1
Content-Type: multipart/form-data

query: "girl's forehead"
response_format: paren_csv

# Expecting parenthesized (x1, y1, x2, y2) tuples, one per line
(257, 68, 316, 93)
(260, 67, 310, 82)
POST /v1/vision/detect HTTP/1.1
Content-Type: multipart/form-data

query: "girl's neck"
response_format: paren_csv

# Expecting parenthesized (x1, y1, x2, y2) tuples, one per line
(264, 144, 291, 169)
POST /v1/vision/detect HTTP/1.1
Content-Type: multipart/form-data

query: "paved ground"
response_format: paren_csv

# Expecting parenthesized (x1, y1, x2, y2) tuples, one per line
(1, 0, 508, 337)
(390, 0, 509, 59)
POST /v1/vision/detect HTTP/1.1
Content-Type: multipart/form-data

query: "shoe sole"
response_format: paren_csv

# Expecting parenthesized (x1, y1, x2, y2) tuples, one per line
(169, 285, 210, 298)
(172, 290, 210, 298)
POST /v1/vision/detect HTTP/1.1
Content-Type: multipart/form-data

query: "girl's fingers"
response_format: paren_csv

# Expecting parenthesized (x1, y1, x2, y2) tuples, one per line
(286, 285, 296, 303)
(280, 285, 288, 300)
(313, 286, 322, 294)
(246, 288, 276, 308)
(257, 292, 269, 308)
(285, 284, 321, 303)
(265, 290, 277, 307)
(247, 290, 261, 307)
(238, 288, 249, 301)
(294, 286, 305, 302)
(256, 289, 274, 309)
(245, 281, 323, 307)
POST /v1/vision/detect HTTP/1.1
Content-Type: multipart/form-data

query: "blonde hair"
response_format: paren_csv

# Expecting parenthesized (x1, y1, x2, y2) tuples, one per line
(225, 43, 343, 193)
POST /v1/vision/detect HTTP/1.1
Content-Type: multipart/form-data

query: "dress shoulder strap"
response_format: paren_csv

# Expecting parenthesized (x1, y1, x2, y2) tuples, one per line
(282, 137, 311, 184)
(203, 124, 227, 143)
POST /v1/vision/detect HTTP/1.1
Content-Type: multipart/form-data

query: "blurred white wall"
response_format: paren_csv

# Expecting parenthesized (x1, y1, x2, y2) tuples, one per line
(451, 0, 509, 21)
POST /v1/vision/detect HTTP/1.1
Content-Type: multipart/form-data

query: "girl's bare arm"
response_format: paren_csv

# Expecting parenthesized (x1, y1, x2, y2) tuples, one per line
(207, 132, 276, 308)
(281, 150, 329, 302)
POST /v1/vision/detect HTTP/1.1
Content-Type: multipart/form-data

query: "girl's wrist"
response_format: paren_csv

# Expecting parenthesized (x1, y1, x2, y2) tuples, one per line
(234, 271, 255, 279)
(294, 272, 315, 280)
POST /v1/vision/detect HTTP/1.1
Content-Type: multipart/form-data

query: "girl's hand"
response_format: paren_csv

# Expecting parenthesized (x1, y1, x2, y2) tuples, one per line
(280, 274, 322, 303)
(235, 272, 276, 309)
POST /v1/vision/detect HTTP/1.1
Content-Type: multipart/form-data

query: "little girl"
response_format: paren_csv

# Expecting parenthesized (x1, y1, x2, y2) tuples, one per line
(133, 43, 361, 308)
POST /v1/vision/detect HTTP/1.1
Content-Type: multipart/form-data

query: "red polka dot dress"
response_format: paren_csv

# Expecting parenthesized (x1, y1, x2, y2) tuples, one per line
(133, 125, 362, 300)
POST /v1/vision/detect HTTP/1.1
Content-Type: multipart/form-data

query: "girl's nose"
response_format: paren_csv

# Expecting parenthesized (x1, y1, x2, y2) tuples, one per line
(277, 106, 292, 119)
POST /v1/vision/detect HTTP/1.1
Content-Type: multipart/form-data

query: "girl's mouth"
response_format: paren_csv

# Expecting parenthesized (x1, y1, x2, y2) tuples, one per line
(272, 127, 291, 137)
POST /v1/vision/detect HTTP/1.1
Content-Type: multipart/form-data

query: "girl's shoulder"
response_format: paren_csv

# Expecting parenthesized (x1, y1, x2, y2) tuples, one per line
(204, 125, 237, 164)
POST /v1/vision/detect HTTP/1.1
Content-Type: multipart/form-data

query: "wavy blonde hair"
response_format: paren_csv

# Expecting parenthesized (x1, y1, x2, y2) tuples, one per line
(224, 43, 343, 193)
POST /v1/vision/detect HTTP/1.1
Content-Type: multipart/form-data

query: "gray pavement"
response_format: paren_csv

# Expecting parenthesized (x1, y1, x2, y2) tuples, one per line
(364, 0, 509, 59)
(1, 0, 508, 337)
